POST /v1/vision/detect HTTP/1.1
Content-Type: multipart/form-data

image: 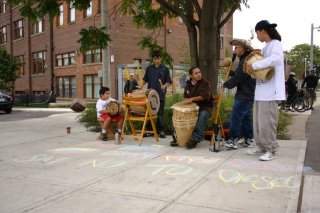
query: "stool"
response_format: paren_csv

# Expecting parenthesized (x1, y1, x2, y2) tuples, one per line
(98, 120, 117, 141)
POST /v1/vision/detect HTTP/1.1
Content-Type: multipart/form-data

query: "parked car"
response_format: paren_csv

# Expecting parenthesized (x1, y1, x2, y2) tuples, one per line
(0, 91, 13, 113)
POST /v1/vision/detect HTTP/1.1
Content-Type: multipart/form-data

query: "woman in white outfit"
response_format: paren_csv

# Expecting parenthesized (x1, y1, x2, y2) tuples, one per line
(246, 20, 286, 161)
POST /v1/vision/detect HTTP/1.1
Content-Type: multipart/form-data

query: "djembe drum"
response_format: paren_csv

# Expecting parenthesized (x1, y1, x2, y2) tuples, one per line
(171, 102, 199, 147)
(105, 101, 121, 116)
(129, 89, 160, 115)
(243, 52, 275, 81)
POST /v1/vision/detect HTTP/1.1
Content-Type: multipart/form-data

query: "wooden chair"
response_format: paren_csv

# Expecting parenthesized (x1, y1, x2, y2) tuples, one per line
(120, 96, 159, 145)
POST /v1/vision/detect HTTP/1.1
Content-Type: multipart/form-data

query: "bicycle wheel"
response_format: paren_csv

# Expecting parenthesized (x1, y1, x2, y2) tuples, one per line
(292, 97, 306, 112)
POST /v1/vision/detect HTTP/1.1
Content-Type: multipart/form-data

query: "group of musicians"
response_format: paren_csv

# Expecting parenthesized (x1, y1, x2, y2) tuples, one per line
(97, 20, 289, 161)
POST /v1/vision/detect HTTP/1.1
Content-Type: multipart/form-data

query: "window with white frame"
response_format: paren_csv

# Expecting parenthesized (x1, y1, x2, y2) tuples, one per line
(84, 0, 92, 18)
(56, 52, 75, 67)
(83, 49, 101, 64)
(68, 1, 76, 23)
(32, 51, 46, 75)
(0, 0, 7, 14)
(32, 19, 44, 34)
(0, 26, 6, 44)
(56, 76, 76, 98)
(57, 4, 64, 26)
(13, 19, 24, 40)
(84, 75, 102, 99)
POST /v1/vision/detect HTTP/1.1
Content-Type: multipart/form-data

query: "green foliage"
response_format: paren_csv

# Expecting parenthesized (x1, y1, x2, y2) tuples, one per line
(78, 26, 111, 53)
(0, 46, 21, 91)
(277, 111, 292, 139)
(288, 43, 320, 79)
(139, 36, 173, 68)
(78, 104, 100, 131)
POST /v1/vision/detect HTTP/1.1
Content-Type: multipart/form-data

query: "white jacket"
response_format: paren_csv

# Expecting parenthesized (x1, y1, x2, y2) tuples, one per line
(252, 40, 286, 101)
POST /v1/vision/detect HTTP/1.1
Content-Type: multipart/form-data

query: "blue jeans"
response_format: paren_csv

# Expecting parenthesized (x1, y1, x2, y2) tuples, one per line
(191, 109, 211, 142)
(229, 99, 253, 139)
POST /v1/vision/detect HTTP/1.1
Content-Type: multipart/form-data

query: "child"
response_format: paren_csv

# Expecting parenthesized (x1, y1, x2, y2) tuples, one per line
(96, 87, 123, 141)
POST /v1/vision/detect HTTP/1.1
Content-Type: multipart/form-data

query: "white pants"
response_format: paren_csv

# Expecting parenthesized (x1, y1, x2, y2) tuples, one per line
(253, 101, 279, 153)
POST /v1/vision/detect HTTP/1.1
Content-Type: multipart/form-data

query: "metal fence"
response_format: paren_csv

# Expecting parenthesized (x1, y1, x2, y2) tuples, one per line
(14, 91, 55, 106)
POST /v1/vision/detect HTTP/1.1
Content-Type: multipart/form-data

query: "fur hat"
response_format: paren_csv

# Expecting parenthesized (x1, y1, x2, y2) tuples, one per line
(230, 39, 254, 52)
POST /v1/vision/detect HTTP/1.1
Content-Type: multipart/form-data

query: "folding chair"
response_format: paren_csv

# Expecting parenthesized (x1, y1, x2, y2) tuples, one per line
(120, 96, 159, 145)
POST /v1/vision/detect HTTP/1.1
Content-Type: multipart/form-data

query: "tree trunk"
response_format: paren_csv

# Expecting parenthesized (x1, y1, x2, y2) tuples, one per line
(198, 0, 220, 94)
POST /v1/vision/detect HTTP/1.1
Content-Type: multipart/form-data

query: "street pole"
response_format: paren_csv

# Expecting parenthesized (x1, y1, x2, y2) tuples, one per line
(101, 0, 110, 88)
(304, 58, 307, 78)
(310, 24, 314, 69)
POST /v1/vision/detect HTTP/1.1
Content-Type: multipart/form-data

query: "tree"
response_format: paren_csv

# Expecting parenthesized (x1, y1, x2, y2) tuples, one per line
(8, 0, 248, 93)
(0, 46, 21, 91)
(288, 44, 320, 79)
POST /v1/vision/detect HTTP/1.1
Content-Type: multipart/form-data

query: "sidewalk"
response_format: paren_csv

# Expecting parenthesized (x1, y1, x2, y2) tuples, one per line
(0, 110, 307, 212)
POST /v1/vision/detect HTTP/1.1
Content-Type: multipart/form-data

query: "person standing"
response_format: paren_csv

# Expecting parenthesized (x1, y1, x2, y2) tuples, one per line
(285, 72, 298, 109)
(124, 73, 139, 96)
(182, 67, 214, 149)
(246, 20, 286, 161)
(223, 39, 256, 149)
(142, 50, 172, 138)
(301, 68, 318, 110)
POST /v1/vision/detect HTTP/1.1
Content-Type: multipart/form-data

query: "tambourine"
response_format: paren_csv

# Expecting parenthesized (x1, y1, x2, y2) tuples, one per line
(243, 52, 275, 81)
(105, 101, 120, 116)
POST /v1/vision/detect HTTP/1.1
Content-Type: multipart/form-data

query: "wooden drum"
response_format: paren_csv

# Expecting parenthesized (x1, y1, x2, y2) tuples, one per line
(105, 101, 120, 116)
(129, 89, 160, 115)
(171, 102, 199, 147)
(243, 52, 275, 81)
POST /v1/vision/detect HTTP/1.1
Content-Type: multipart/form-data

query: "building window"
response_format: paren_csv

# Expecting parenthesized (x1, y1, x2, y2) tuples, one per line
(32, 19, 44, 34)
(68, 1, 76, 23)
(56, 76, 76, 98)
(0, 0, 7, 14)
(84, 0, 92, 18)
(14, 55, 24, 77)
(84, 75, 102, 98)
(32, 51, 46, 75)
(220, 35, 224, 49)
(57, 4, 64, 26)
(83, 49, 101, 64)
(56, 52, 75, 67)
(13, 19, 24, 40)
(0, 26, 6, 44)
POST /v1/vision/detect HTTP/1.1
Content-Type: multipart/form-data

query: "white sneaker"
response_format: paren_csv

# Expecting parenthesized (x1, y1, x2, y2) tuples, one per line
(259, 151, 278, 161)
(247, 148, 265, 155)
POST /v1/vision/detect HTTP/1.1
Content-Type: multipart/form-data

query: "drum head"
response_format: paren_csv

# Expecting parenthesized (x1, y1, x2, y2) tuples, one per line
(106, 102, 119, 116)
(146, 89, 160, 115)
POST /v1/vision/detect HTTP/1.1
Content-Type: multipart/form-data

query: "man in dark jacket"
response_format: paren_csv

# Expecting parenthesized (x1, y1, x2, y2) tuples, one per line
(124, 73, 139, 96)
(142, 50, 172, 138)
(223, 39, 256, 149)
(301, 68, 318, 110)
(182, 67, 214, 149)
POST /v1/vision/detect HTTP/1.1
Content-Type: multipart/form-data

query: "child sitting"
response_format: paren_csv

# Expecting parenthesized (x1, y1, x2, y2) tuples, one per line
(96, 86, 123, 141)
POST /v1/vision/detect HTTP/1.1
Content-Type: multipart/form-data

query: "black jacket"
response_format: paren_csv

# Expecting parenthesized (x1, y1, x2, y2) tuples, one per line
(223, 52, 256, 101)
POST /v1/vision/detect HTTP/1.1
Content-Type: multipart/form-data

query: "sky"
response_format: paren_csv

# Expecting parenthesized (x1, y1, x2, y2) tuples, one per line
(233, 0, 320, 52)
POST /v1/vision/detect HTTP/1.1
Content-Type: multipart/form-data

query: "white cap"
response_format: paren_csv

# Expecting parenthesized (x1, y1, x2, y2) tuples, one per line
(289, 72, 295, 76)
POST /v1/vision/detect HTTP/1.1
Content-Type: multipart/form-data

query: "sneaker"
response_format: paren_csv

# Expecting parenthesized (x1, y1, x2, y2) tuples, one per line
(186, 139, 199, 149)
(102, 133, 107, 141)
(247, 148, 266, 155)
(170, 141, 178, 147)
(259, 151, 278, 161)
(225, 138, 238, 149)
(243, 138, 256, 148)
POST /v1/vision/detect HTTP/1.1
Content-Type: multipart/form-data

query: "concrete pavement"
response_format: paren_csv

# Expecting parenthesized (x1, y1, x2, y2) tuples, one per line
(0, 107, 313, 213)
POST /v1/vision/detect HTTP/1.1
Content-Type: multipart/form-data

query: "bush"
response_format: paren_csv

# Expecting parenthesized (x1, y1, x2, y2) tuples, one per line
(78, 103, 100, 131)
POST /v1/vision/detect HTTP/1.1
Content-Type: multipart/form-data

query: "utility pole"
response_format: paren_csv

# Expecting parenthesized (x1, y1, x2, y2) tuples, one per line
(310, 23, 320, 68)
(101, 0, 110, 88)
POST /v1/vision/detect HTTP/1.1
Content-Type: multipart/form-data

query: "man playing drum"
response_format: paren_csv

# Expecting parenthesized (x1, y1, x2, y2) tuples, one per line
(222, 39, 256, 149)
(178, 67, 214, 149)
(96, 87, 123, 141)
(142, 50, 172, 138)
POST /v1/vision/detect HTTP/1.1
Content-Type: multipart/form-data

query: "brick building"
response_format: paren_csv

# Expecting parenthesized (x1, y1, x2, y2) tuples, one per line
(0, 0, 233, 101)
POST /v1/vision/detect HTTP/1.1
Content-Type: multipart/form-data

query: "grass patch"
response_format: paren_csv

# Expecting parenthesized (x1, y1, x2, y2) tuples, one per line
(277, 110, 292, 139)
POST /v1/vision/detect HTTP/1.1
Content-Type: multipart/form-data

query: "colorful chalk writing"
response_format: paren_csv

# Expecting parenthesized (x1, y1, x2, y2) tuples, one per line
(48, 147, 98, 154)
(78, 159, 126, 168)
(218, 169, 300, 190)
(146, 164, 193, 176)
(14, 154, 69, 165)
(228, 159, 298, 172)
